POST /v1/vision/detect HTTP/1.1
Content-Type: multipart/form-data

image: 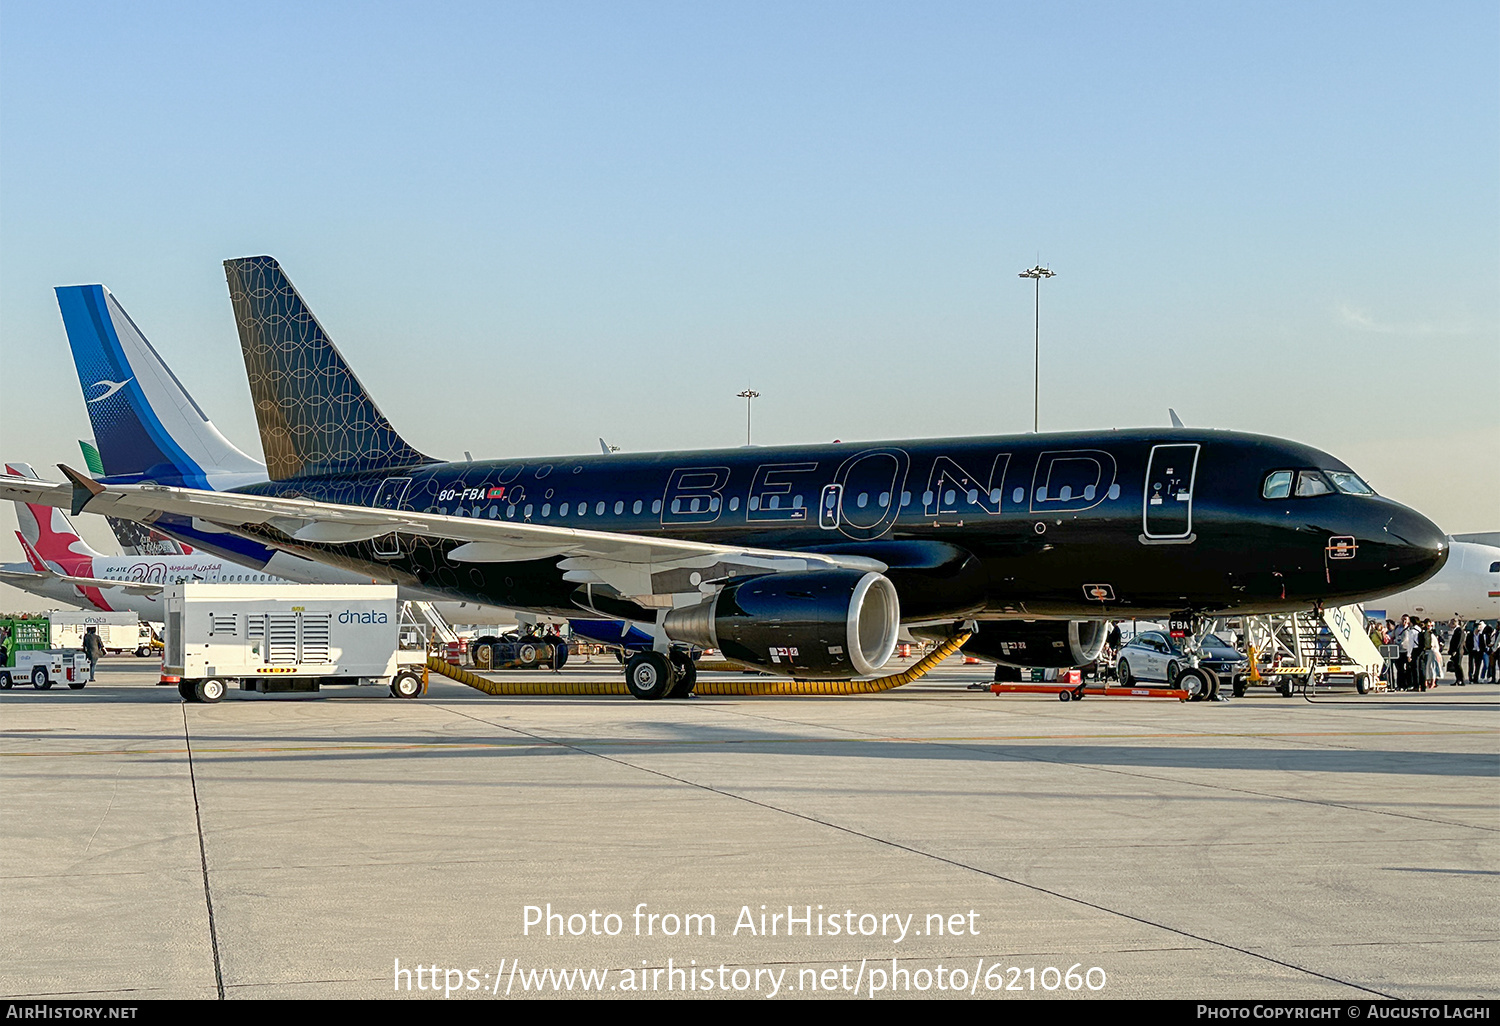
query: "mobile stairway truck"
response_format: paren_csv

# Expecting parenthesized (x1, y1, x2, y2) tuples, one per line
(162, 584, 427, 703)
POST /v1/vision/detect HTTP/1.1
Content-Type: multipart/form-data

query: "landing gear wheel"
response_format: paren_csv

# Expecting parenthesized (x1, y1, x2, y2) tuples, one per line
(31, 667, 51, 690)
(195, 678, 226, 704)
(473, 643, 495, 670)
(1117, 661, 1133, 688)
(1177, 667, 1209, 701)
(517, 643, 539, 669)
(1355, 673, 1371, 695)
(625, 652, 674, 700)
(1202, 668, 1221, 701)
(390, 671, 423, 699)
(1167, 660, 1180, 684)
(668, 654, 697, 698)
(178, 681, 196, 701)
(1232, 676, 1247, 698)
(1057, 689, 1072, 701)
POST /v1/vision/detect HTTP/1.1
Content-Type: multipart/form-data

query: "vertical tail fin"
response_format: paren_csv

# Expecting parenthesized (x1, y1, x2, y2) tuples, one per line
(223, 256, 437, 481)
(5, 462, 107, 570)
(55, 284, 266, 487)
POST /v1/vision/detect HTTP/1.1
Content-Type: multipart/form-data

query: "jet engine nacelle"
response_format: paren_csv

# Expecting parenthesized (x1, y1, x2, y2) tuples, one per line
(961, 620, 1107, 669)
(664, 570, 900, 678)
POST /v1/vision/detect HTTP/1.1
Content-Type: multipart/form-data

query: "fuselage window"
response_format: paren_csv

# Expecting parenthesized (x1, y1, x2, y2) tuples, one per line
(944, 489, 957, 504)
(709, 496, 720, 512)
(879, 491, 890, 508)
(901, 491, 912, 506)
(542, 503, 551, 517)
(614, 501, 624, 515)
(651, 499, 663, 514)
(1084, 484, 1096, 500)
(767, 496, 780, 510)
(506, 506, 516, 519)
(596, 501, 606, 515)
(857, 492, 869, 508)
(728, 497, 739, 512)
(923, 490, 934, 506)
(794, 495, 804, 509)
(1294, 470, 1333, 497)
(1262, 471, 1293, 499)
(560, 502, 570, 516)
(577, 503, 587, 517)
(1490, 562, 1500, 573)
(749, 496, 761, 511)
(1012, 487, 1024, 504)
(524, 504, 534, 518)
(966, 488, 979, 503)
(633, 500, 643, 514)
(1107, 483, 1121, 500)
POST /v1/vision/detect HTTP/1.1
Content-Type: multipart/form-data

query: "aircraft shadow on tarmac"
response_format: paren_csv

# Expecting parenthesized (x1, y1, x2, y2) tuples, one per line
(21, 725, 1491, 779)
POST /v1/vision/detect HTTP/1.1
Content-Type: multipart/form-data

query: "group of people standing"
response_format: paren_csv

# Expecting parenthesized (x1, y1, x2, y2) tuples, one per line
(1370, 616, 1497, 691)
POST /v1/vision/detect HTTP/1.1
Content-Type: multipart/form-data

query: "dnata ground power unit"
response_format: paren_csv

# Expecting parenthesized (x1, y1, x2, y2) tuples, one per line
(163, 584, 425, 703)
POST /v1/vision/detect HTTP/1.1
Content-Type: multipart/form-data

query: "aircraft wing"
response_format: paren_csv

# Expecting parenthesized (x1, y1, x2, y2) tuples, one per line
(0, 470, 884, 610)
(0, 566, 162, 596)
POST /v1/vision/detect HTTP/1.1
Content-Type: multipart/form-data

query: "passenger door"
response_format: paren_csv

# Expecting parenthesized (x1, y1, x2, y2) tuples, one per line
(1143, 444, 1199, 542)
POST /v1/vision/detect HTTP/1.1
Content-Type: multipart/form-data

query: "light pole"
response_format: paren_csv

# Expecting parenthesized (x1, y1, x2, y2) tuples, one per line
(737, 388, 760, 445)
(1018, 264, 1055, 433)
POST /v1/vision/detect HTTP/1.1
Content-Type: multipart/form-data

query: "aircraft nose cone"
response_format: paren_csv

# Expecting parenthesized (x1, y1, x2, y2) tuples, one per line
(1383, 505, 1448, 586)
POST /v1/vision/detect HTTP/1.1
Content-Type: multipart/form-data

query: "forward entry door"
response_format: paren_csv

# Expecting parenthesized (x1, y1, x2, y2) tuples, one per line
(1142, 444, 1199, 542)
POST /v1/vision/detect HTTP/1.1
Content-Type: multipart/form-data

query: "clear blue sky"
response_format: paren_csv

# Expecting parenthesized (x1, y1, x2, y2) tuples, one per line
(1, 1, 1496, 589)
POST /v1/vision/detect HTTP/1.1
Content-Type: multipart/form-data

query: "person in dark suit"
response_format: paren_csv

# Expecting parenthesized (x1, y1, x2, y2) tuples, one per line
(1448, 618, 1467, 685)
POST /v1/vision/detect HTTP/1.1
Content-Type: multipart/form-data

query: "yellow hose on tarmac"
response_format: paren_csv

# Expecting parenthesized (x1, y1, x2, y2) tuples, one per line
(425, 656, 630, 695)
(691, 631, 974, 696)
(426, 631, 973, 698)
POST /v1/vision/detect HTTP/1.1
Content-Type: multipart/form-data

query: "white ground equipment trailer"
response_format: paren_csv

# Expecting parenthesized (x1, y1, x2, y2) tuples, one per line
(163, 584, 426, 703)
(48, 611, 147, 655)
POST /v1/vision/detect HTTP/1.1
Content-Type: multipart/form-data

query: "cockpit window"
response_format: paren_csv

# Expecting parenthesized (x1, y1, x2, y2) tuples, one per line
(1490, 561, 1500, 574)
(1325, 470, 1375, 496)
(1294, 470, 1334, 497)
(1262, 471, 1293, 499)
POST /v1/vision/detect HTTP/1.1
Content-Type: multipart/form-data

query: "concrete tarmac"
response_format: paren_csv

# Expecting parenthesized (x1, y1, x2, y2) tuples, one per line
(1, 656, 1495, 1000)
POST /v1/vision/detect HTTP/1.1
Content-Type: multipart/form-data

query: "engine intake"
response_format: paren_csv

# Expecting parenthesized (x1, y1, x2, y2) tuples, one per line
(663, 570, 900, 678)
(959, 620, 1106, 668)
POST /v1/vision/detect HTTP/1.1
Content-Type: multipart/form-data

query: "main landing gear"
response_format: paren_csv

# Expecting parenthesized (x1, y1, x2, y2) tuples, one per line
(624, 648, 697, 700)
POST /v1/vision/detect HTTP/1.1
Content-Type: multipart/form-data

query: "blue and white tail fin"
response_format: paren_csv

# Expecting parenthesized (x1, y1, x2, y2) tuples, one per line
(55, 284, 266, 489)
(223, 256, 438, 481)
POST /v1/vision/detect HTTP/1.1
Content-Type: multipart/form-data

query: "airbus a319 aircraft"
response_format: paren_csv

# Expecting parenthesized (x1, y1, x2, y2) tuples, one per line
(0, 256, 1448, 699)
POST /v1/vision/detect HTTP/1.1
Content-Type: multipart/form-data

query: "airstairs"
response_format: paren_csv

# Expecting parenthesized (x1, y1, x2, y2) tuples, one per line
(1240, 604, 1386, 695)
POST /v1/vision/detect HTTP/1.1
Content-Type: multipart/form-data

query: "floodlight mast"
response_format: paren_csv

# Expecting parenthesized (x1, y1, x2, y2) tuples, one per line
(1018, 264, 1056, 433)
(736, 388, 760, 445)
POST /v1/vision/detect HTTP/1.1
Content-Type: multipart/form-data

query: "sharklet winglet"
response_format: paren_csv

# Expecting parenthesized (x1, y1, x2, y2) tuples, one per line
(57, 464, 104, 516)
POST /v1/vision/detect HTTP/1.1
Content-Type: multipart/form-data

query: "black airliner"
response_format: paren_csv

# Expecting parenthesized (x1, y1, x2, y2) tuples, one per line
(4, 257, 1447, 699)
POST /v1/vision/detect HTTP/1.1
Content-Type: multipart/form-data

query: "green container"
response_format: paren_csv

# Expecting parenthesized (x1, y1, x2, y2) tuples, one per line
(0, 617, 51, 666)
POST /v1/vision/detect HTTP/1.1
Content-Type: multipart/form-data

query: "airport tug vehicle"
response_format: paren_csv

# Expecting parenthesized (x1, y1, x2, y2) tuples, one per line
(0, 649, 86, 690)
(162, 584, 426, 703)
